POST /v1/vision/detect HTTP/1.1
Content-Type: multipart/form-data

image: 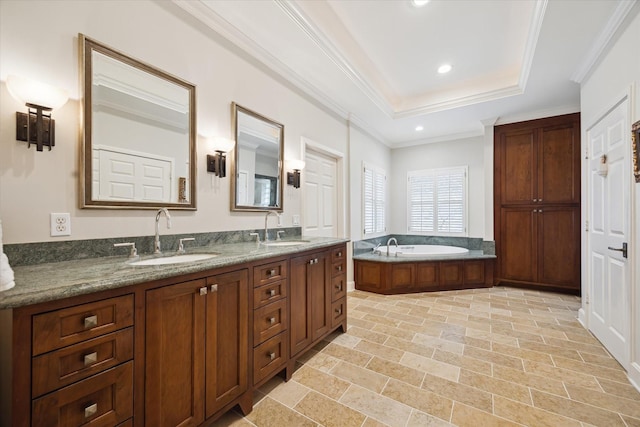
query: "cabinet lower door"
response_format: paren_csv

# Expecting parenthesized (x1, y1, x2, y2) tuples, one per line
(290, 255, 312, 357)
(205, 270, 249, 418)
(310, 254, 330, 342)
(145, 279, 206, 427)
(538, 207, 580, 289)
(500, 207, 537, 283)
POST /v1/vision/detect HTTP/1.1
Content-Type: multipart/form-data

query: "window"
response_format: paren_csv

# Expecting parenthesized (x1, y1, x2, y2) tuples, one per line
(363, 163, 386, 236)
(407, 166, 467, 235)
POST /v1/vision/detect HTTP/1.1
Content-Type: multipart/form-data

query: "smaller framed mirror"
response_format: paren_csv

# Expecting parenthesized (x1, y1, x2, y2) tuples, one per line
(80, 34, 196, 209)
(231, 103, 284, 212)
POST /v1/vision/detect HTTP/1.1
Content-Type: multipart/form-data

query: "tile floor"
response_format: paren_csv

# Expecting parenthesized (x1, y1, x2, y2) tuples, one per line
(214, 286, 640, 427)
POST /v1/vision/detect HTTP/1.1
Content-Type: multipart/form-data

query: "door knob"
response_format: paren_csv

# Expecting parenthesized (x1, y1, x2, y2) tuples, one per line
(607, 243, 628, 259)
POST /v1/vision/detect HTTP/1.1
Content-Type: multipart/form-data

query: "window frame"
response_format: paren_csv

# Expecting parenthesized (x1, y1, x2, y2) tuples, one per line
(362, 162, 386, 238)
(406, 166, 468, 236)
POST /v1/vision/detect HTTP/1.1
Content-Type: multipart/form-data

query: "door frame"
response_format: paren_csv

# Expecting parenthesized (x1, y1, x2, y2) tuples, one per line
(300, 136, 346, 239)
(580, 87, 636, 383)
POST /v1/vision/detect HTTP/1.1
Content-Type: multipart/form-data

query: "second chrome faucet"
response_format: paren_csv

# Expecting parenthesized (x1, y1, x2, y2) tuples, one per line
(154, 208, 172, 254)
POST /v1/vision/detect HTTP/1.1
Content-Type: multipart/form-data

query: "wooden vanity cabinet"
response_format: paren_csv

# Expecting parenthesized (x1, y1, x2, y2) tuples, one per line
(145, 269, 250, 426)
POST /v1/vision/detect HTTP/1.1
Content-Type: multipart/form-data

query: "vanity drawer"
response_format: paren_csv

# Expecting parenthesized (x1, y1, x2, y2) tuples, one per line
(32, 328, 134, 398)
(331, 246, 346, 263)
(253, 260, 288, 287)
(32, 361, 133, 427)
(253, 299, 287, 346)
(253, 280, 287, 309)
(32, 294, 134, 356)
(331, 260, 346, 277)
(331, 275, 346, 302)
(253, 332, 288, 385)
(331, 299, 347, 328)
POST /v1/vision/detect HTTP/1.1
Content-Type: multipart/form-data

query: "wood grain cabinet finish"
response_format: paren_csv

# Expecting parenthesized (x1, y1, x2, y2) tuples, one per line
(495, 113, 580, 292)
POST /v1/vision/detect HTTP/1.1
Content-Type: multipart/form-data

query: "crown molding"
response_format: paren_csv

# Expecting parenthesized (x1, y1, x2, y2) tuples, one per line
(495, 103, 580, 126)
(571, 0, 638, 84)
(518, 0, 548, 91)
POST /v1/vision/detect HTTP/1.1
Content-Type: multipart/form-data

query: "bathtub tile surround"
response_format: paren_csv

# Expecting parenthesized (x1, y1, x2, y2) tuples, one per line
(213, 287, 640, 427)
(353, 235, 495, 257)
(3, 227, 302, 266)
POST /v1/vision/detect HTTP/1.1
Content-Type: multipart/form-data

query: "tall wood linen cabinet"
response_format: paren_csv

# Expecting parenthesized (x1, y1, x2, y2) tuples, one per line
(494, 113, 581, 293)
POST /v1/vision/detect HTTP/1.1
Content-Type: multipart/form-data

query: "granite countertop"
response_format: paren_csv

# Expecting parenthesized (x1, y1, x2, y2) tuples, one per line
(0, 237, 348, 309)
(353, 250, 495, 263)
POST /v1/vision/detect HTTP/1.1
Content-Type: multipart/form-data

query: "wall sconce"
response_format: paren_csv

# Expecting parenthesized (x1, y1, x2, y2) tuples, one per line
(6, 75, 68, 152)
(286, 159, 305, 189)
(206, 137, 235, 177)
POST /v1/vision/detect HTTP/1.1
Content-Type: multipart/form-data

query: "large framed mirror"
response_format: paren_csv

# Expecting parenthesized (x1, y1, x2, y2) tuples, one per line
(80, 34, 196, 209)
(231, 103, 284, 212)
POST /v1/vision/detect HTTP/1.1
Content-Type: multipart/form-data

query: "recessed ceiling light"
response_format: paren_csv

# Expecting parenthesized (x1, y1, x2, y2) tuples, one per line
(415, 125, 424, 131)
(438, 64, 452, 74)
(412, 0, 430, 7)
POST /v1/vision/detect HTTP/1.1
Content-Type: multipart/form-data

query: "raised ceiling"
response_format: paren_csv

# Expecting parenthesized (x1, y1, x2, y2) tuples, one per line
(174, 0, 635, 146)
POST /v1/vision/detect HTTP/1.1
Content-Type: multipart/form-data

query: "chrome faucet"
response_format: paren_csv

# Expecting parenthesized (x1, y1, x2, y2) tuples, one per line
(386, 237, 398, 257)
(154, 208, 172, 254)
(264, 211, 280, 242)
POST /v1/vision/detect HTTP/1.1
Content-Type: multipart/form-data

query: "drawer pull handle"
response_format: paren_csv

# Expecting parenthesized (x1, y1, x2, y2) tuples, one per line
(335, 307, 342, 315)
(338, 251, 342, 257)
(269, 317, 276, 325)
(337, 265, 342, 271)
(84, 352, 98, 367)
(84, 315, 98, 329)
(199, 287, 208, 296)
(335, 284, 342, 290)
(309, 258, 319, 265)
(211, 284, 218, 292)
(267, 269, 276, 276)
(269, 352, 276, 361)
(84, 403, 98, 419)
(269, 289, 276, 297)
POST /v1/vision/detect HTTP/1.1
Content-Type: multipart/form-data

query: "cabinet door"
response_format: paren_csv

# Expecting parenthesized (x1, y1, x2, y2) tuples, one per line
(145, 280, 206, 427)
(206, 270, 249, 418)
(500, 207, 538, 283)
(290, 254, 312, 357)
(498, 129, 537, 205)
(390, 263, 415, 290)
(538, 120, 580, 204)
(310, 252, 330, 342)
(538, 207, 580, 289)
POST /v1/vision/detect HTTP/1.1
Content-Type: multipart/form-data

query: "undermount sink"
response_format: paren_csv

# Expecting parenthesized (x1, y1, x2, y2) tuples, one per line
(261, 240, 310, 247)
(128, 253, 218, 266)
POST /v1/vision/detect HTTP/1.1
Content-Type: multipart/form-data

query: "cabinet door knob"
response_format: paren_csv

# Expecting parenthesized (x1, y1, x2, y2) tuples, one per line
(533, 209, 537, 213)
(335, 284, 342, 290)
(199, 287, 208, 296)
(335, 307, 342, 315)
(84, 315, 98, 329)
(269, 352, 276, 361)
(337, 251, 342, 257)
(269, 317, 276, 325)
(269, 289, 276, 297)
(84, 403, 98, 419)
(84, 351, 98, 367)
(533, 198, 538, 202)
(210, 284, 218, 292)
(337, 265, 342, 271)
(268, 269, 276, 276)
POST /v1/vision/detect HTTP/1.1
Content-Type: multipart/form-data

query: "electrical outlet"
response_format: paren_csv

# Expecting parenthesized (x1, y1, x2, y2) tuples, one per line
(292, 214, 300, 226)
(50, 213, 71, 237)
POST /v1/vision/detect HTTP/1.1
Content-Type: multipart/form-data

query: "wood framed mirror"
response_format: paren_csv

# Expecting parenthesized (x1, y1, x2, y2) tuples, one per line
(230, 103, 284, 212)
(80, 34, 196, 209)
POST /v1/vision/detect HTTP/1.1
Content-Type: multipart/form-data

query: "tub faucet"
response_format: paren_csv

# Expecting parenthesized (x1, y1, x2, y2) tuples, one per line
(264, 211, 280, 242)
(386, 237, 398, 257)
(154, 208, 172, 254)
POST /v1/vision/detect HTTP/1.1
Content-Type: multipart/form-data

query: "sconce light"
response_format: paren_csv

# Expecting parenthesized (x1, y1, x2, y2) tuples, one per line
(286, 159, 305, 189)
(206, 137, 235, 177)
(6, 75, 68, 152)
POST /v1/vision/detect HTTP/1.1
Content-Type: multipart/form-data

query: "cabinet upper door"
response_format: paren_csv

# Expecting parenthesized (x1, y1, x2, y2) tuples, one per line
(498, 129, 537, 205)
(538, 121, 581, 204)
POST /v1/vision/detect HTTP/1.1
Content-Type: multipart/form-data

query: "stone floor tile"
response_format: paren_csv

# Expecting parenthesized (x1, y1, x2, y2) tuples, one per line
(493, 395, 582, 427)
(407, 410, 455, 427)
(245, 397, 318, 427)
(597, 377, 640, 399)
(354, 339, 404, 362)
(291, 365, 351, 400)
(458, 369, 532, 405)
(491, 342, 554, 364)
(531, 389, 627, 427)
(463, 345, 524, 370)
(493, 365, 569, 397)
(294, 391, 367, 427)
(420, 373, 493, 413)
(413, 333, 465, 354)
(522, 359, 602, 390)
(552, 355, 629, 383)
(381, 378, 453, 421)
(366, 356, 425, 387)
(347, 326, 390, 344)
(401, 352, 460, 382)
(320, 342, 372, 367)
(439, 330, 492, 350)
(432, 349, 493, 376)
(257, 376, 310, 408)
(339, 384, 412, 427)
(450, 402, 521, 427)
(565, 383, 640, 418)
(384, 335, 435, 358)
(330, 361, 389, 393)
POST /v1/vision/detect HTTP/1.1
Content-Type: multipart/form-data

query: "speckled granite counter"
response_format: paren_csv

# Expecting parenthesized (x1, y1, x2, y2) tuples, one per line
(0, 237, 348, 309)
(353, 250, 495, 263)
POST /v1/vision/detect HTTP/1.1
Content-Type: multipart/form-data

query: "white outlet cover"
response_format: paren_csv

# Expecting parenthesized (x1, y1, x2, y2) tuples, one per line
(50, 213, 71, 237)
(292, 214, 300, 226)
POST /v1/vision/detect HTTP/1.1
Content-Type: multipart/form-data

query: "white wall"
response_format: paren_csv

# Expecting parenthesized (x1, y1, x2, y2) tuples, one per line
(0, 0, 348, 244)
(389, 136, 486, 238)
(579, 7, 640, 388)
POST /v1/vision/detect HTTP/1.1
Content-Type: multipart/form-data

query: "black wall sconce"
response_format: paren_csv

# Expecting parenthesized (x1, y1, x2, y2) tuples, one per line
(206, 137, 235, 177)
(286, 160, 305, 189)
(6, 75, 68, 152)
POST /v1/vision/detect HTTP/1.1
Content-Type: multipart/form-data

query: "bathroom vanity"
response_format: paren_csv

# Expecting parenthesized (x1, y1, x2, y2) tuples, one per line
(0, 238, 348, 427)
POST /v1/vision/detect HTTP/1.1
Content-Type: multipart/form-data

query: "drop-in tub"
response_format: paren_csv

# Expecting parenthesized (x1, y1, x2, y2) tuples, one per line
(377, 244, 469, 257)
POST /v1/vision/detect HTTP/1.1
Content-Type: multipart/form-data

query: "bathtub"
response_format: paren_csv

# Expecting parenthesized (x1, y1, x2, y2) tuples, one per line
(376, 244, 469, 257)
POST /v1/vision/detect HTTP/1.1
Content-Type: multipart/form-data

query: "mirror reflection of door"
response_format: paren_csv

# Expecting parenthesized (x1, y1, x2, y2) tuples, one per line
(254, 175, 278, 207)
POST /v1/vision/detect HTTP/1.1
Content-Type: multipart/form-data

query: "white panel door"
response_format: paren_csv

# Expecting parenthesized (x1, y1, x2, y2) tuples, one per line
(304, 149, 337, 237)
(588, 98, 630, 366)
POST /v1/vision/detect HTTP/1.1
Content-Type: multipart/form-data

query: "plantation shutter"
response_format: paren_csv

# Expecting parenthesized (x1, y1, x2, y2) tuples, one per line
(363, 165, 386, 235)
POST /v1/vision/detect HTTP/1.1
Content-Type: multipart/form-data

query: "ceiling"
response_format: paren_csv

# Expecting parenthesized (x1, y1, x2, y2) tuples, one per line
(173, 0, 636, 147)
